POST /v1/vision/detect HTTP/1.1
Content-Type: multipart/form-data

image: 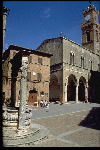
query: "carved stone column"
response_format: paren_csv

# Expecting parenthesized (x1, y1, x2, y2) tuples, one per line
(76, 83, 79, 102)
(85, 81, 88, 101)
(18, 57, 28, 129)
(65, 83, 67, 103)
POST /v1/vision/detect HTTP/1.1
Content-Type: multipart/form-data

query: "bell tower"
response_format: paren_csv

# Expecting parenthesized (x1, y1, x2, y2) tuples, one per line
(81, 4, 99, 53)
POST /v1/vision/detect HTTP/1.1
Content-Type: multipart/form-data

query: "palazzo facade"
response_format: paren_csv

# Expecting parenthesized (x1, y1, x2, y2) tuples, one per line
(37, 4, 100, 103)
(2, 45, 52, 107)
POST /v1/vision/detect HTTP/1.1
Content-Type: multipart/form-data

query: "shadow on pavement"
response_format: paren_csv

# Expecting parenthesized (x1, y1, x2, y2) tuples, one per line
(79, 107, 100, 130)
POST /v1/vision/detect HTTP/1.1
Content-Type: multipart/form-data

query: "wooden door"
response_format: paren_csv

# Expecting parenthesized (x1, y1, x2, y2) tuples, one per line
(28, 92, 37, 105)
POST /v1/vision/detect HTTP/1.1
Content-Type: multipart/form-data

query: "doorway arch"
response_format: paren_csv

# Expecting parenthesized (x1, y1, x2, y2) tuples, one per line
(67, 74, 77, 101)
(28, 89, 37, 105)
(49, 74, 60, 102)
(78, 76, 86, 101)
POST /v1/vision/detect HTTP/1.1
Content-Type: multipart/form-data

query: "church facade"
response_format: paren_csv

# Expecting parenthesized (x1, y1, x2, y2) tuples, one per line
(37, 4, 100, 103)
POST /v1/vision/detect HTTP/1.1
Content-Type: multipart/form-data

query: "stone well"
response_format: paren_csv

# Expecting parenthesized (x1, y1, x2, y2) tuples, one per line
(2, 106, 32, 131)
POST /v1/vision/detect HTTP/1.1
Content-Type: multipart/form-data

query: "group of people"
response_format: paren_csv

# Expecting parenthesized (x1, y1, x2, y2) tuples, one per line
(40, 100, 50, 108)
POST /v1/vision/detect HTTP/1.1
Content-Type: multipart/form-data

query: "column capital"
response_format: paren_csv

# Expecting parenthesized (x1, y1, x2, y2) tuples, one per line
(20, 61, 28, 78)
(75, 82, 79, 87)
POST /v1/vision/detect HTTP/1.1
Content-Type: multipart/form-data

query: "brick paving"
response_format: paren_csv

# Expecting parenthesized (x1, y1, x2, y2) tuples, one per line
(31, 112, 87, 136)
(5, 103, 100, 147)
(29, 106, 100, 147)
(62, 128, 100, 147)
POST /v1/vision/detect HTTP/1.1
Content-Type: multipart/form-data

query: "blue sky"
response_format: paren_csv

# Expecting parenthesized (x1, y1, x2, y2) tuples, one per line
(3, 1, 99, 50)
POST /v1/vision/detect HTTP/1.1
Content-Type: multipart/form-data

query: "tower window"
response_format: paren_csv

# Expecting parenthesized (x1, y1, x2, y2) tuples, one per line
(86, 31, 90, 42)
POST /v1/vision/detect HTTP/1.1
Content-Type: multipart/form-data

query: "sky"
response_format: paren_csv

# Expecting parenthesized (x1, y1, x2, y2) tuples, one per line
(3, 1, 99, 50)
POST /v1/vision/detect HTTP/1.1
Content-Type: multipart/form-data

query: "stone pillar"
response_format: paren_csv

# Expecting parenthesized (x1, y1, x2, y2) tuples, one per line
(87, 85, 89, 100)
(18, 57, 28, 129)
(85, 83, 88, 101)
(65, 83, 67, 103)
(19, 77, 26, 128)
(76, 83, 79, 102)
(85, 86, 87, 97)
(86, 81, 88, 100)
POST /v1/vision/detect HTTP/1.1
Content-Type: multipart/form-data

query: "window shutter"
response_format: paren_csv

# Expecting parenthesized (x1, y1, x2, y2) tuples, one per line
(27, 72, 31, 81)
(37, 73, 39, 81)
(28, 56, 32, 63)
(38, 57, 42, 65)
(40, 73, 42, 80)
(37, 73, 42, 81)
(41, 58, 42, 65)
(38, 57, 40, 64)
(30, 56, 32, 63)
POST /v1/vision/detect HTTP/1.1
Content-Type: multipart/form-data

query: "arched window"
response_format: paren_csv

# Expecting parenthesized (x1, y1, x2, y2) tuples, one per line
(70, 52, 72, 65)
(81, 56, 85, 68)
(72, 53, 75, 66)
(70, 52, 75, 65)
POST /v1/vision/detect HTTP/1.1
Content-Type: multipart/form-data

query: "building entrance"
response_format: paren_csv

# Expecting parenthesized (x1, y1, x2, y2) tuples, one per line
(78, 82, 85, 101)
(28, 90, 37, 105)
(67, 74, 77, 101)
(78, 76, 86, 101)
(49, 74, 60, 102)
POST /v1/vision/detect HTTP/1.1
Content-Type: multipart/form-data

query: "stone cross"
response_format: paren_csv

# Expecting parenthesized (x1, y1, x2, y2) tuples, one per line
(18, 56, 28, 129)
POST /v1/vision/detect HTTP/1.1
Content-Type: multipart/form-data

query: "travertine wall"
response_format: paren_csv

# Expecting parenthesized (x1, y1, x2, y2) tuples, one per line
(37, 36, 99, 102)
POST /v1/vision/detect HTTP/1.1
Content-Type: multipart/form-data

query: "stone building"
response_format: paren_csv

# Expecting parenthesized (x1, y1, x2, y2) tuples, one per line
(2, 45, 52, 107)
(37, 4, 100, 103)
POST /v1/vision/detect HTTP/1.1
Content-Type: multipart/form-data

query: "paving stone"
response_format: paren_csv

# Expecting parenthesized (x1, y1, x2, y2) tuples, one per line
(3, 123, 49, 147)
(3, 103, 100, 147)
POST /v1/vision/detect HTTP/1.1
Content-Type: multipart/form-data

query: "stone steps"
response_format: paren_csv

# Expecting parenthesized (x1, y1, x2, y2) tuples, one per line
(3, 128, 40, 140)
(3, 123, 49, 147)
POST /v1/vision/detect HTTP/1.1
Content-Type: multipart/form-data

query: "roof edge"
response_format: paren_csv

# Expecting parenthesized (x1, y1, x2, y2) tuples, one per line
(6, 44, 53, 57)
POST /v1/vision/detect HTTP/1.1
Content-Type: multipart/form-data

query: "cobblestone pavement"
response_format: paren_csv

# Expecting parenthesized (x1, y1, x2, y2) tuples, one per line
(25, 103, 100, 147)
